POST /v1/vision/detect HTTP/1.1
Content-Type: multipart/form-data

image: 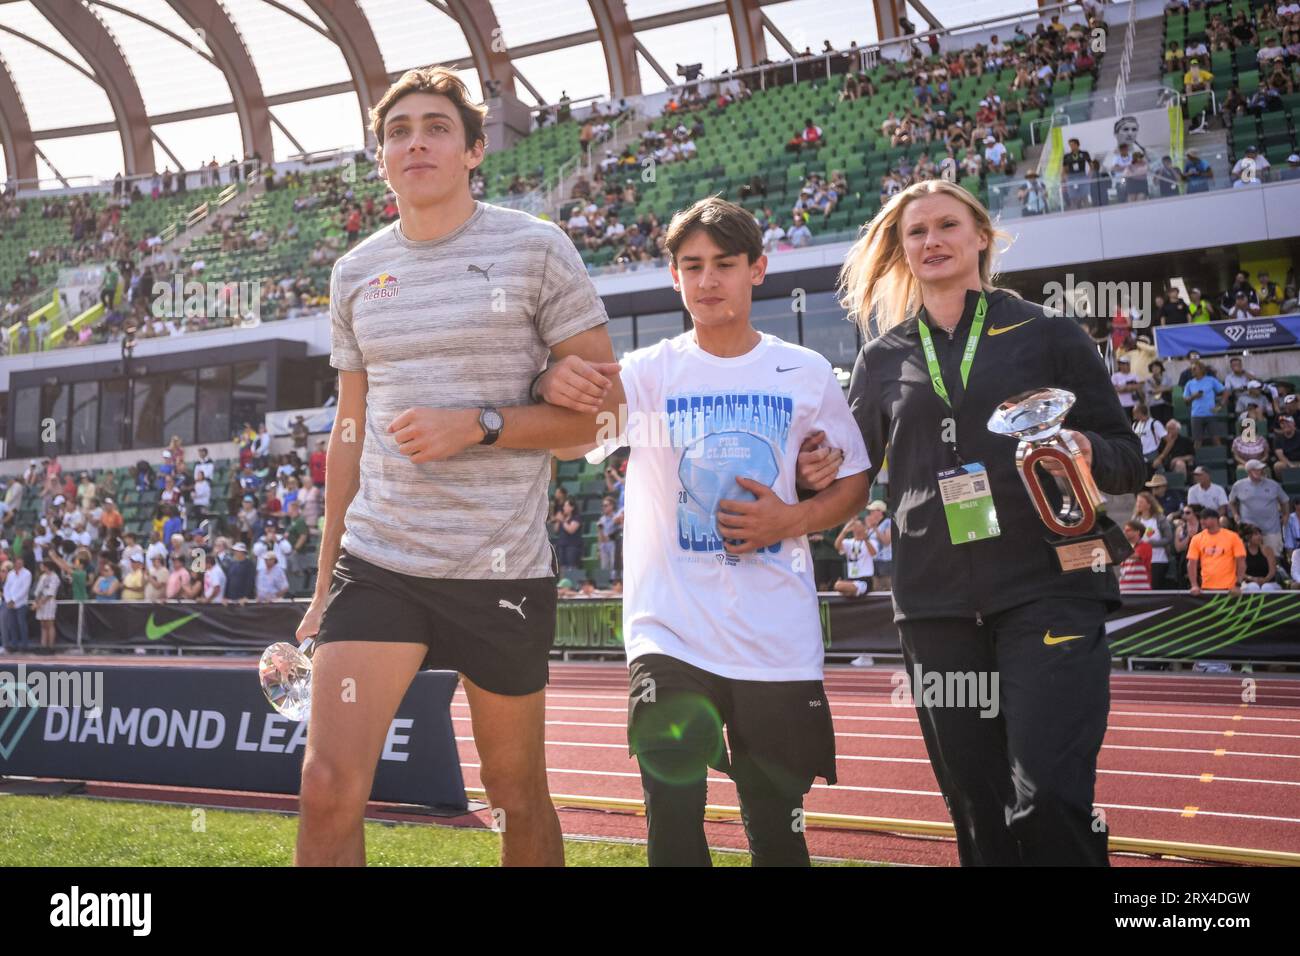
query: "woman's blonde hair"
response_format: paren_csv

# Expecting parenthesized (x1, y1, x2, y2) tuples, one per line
(837, 179, 1015, 337)
(1133, 491, 1164, 519)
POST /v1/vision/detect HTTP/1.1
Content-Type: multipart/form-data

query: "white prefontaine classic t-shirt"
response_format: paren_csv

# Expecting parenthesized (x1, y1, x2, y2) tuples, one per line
(617, 332, 871, 682)
(328, 201, 608, 578)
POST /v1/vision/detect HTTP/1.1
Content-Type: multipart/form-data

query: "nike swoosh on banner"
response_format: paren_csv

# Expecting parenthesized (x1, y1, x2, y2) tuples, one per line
(146, 612, 201, 641)
(1104, 606, 1173, 635)
(986, 319, 1035, 336)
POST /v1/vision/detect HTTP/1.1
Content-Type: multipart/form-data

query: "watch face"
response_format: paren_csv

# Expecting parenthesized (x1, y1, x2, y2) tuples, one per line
(483, 409, 504, 431)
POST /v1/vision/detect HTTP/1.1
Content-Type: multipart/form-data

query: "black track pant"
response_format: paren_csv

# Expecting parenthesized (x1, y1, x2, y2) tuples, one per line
(639, 750, 811, 867)
(897, 597, 1111, 866)
(628, 654, 835, 867)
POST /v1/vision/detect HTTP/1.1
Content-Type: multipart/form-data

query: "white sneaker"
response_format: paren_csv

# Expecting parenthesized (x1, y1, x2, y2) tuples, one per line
(850, 654, 875, 667)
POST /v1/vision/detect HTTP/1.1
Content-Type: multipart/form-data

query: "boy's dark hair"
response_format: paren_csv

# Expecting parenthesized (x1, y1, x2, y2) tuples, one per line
(664, 196, 763, 265)
(371, 66, 488, 156)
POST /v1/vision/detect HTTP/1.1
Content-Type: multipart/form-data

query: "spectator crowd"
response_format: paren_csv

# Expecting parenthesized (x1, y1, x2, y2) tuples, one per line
(0, 421, 330, 654)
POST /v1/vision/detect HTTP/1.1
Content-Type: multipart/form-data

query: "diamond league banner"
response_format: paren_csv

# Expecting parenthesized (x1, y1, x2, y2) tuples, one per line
(550, 594, 1300, 661)
(818, 592, 1300, 660)
(1153, 313, 1300, 357)
(59, 602, 305, 650)
(45, 594, 1300, 660)
(0, 663, 467, 811)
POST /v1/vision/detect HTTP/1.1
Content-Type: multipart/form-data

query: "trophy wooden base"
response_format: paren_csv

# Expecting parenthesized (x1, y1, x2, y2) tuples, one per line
(1048, 521, 1133, 574)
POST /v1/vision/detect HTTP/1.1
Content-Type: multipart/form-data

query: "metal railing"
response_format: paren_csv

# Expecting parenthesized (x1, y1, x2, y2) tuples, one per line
(489, 104, 643, 220)
(986, 160, 1297, 220)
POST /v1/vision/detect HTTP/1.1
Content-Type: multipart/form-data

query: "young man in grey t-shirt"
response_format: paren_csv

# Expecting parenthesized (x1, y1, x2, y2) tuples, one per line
(294, 67, 624, 868)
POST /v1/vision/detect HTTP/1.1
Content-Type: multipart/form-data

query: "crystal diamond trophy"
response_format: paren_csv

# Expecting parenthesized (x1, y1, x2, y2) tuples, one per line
(259, 638, 314, 721)
(987, 387, 1131, 572)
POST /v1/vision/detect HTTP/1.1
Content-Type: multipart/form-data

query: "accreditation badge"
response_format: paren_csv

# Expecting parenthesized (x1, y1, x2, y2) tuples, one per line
(936, 462, 1001, 546)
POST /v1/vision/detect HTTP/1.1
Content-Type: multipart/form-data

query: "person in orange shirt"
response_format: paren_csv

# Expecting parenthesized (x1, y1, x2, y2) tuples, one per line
(1187, 509, 1246, 594)
(100, 498, 125, 536)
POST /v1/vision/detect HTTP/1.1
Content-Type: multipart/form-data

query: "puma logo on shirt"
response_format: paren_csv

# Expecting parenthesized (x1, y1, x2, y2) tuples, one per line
(499, 596, 527, 619)
(468, 263, 494, 281)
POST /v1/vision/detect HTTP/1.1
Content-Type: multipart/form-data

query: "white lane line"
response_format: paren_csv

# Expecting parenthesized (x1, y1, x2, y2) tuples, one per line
(451, 714, 1300, 760)
(459, 762, 945, 798)
(454, 736, 1300, 785)
(1096, 768, 1300, 787)
(552, 670, 1300, 688)
(1107, 725, 1300, 740)
(459, 761, 1300, 822)
(1102, 743, 1300, 760)
(1110, 710, 1300, 723)
(1098, 803, 1300, 825)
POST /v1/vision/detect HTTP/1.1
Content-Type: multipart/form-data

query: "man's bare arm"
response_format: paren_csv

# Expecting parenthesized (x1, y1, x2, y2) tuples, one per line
(496, 326, 627, 450)
(386, 326, 627, 462)
(312, 369, 367, 604)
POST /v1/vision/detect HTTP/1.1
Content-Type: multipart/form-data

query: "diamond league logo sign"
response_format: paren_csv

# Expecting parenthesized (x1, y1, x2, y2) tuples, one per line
(0, 682, 40, 761)
(1216, 317, 1297, 348)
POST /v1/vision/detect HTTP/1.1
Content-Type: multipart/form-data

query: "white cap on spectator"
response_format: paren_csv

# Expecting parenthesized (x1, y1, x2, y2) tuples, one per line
(53, 495, 65, 505)
(1247, 380, 1262, 388)
(984, 135, 995, 143)
(233, 542, 247, 552)
(1193, 465, 1209, 475)
(1245, 459, 1266, 471)
(1290, 154, 1300, 164)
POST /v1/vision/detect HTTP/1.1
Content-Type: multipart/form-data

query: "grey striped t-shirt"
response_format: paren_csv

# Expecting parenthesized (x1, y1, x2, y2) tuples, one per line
(329, 201, 608, 579)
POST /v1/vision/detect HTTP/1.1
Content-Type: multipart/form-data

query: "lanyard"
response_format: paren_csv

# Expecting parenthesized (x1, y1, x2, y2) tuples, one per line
(916, 291, 987, 408)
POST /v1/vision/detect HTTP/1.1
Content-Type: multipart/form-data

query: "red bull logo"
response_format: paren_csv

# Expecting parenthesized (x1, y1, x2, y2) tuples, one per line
(362, 272, 399, 301)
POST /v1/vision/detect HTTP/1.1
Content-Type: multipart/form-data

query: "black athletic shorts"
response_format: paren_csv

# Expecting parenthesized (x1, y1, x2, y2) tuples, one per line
(627, 653, 837, 793)
(314, 549, 557, 696)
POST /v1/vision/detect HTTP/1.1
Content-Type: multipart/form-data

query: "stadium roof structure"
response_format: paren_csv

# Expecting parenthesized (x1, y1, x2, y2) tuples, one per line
(0, 0, 949, 187)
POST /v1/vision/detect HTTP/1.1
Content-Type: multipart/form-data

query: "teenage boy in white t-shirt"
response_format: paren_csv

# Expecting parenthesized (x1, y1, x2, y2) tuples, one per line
(537, 197, 870, 866)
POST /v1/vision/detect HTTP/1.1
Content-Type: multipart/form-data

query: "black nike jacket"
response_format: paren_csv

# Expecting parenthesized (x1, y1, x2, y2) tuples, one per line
(847, 287, 1147, 623)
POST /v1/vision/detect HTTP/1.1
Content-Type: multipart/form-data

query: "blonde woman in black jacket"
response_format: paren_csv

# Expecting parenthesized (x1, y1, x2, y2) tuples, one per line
(804, 179, 1146, 865)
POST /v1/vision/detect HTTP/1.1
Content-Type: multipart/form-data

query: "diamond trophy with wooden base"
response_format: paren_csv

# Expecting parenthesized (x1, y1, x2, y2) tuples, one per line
(987, 387, 1131, 573)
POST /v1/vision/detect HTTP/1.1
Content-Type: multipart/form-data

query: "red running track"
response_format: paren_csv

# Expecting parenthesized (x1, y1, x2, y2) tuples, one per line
(18, 655, 1299, 865)
(450, 662, 1300, 865)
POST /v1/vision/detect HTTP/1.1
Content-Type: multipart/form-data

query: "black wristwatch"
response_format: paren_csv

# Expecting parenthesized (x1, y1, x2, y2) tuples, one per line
(478, 406, 504, 446)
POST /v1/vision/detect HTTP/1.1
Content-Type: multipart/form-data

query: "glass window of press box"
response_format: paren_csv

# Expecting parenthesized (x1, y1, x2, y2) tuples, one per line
(9, 360, 267, 459)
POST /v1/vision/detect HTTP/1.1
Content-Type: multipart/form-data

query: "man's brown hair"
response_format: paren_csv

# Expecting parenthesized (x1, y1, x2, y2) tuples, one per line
(664, 196, 763, 265)
(370, 66, 488, 153)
